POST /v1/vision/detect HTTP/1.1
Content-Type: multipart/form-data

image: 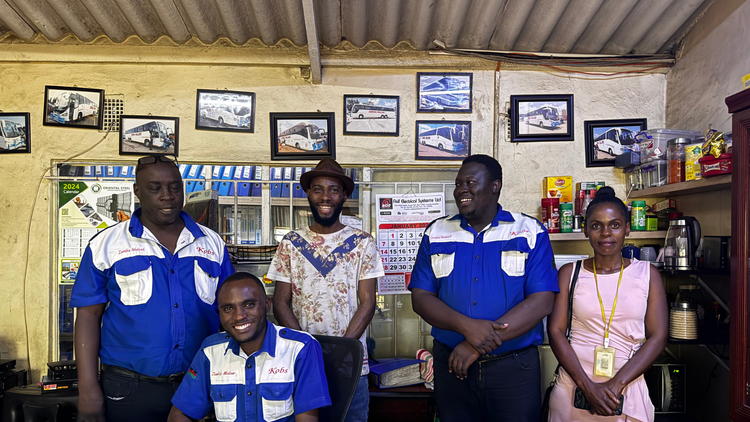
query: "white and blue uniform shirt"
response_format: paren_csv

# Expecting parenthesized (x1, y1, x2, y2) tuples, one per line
(70, 209, 235, 377)
(409, 205, 559, 353)
(172, 322, 332, 422)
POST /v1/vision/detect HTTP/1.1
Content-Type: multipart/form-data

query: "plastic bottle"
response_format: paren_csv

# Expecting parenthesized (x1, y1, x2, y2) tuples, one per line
(631, 200, 646, 230)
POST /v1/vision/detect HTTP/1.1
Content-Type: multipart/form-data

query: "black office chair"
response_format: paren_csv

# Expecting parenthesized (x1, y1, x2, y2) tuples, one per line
(2, 386, 77, 422)
(313, 335, 364, 422)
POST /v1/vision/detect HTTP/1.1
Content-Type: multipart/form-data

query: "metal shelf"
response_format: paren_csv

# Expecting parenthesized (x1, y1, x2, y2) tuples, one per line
(218, 196, 359, 207)
(630, 174, 732, 198)
(550, 230, 667, 241)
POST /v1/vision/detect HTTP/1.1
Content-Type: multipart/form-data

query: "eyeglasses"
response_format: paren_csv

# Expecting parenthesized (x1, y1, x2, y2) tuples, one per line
(135, 155, 178, 174)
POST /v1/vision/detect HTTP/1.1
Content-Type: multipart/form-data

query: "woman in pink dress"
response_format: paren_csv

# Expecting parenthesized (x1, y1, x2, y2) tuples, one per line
(548, 187, 668, 421)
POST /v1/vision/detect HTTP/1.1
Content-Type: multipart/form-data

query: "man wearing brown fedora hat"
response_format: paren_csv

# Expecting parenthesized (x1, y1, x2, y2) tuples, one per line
(269, 158, 384, 422)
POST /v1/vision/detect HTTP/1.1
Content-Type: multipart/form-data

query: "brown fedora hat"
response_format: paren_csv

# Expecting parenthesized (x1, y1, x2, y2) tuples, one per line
(300, 158, 354, 196)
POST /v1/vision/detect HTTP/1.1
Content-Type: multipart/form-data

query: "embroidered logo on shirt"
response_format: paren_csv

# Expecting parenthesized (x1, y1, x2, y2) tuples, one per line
(188, 368, 197, 379)
(118, 247, 146, 255)
(212, 370, 237, 377)
(196, 247, 215, 256)
(268, 367, 289, 374)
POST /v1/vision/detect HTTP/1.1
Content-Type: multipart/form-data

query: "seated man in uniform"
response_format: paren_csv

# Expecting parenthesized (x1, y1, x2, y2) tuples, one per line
(168, 272, 331, 422)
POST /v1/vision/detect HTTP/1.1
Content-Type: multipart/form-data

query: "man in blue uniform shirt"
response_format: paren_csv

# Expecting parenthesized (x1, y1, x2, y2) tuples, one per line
(410, 154, 559, 422)
(168, 272, 331, 422)
(72, 156, 235, 422)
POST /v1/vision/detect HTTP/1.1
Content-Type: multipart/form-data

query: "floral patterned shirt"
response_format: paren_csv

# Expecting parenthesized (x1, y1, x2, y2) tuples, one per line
(268, 226, 385, 375)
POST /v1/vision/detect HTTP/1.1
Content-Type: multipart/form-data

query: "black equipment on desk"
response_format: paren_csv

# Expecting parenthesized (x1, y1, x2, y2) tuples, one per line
(701, 236, 731, 271)
(47, 361, 76, 381)
(644, 364, 686, 414)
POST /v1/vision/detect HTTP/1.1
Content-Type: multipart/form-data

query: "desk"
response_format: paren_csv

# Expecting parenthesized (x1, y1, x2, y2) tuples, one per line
(369, 384, 435, 422)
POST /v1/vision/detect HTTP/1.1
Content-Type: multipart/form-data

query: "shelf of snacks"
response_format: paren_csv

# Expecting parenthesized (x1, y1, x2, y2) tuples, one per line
(631, 175, 732, 198)
(549, 230, 667, 241)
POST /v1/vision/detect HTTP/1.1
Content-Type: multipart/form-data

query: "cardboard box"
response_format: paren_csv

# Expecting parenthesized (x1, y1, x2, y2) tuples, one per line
(543, 176, 573, 203)
(652, 199, 677, 213)
(685, 143, 703, 181)
(576, 182, 605, 191)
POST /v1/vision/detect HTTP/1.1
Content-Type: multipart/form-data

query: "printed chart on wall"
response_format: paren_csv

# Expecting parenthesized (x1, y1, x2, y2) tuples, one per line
(376, 192, 444, 294)
(58, 181, 134, 283)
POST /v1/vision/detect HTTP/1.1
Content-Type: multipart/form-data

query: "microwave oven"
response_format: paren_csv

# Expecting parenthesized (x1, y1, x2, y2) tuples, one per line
(644, 363, 686, 414)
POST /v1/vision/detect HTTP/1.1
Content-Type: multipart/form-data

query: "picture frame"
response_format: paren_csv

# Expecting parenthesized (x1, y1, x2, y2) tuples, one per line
(343, 95, 400, 136)
(417, 72, 473, 113)
(584, 118, 648, 167)
(0, 112, 31, 154)
(415, 121, 471, 161)
(43, 86, 104, 129)
(119, 115, 179, 156)
(195, 89, 256, 133)
(510, 94, 574, 142)
(270, 112, 335, 160)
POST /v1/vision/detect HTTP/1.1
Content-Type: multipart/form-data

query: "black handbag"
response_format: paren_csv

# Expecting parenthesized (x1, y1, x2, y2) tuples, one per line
(540, 260, 582, 422)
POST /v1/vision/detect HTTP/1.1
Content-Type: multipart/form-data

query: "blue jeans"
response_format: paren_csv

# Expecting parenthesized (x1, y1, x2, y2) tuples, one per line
(344, 375, 370, 422)
(432, 341, 541, 422)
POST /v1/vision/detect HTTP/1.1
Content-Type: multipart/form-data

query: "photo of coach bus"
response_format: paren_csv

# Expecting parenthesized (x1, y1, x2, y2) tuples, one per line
(278, 122, 327, 151)
(123, 120, 174, 149)
(47, 92, 99, 123)
(196, 90, 256, 132)
(417, 73, 473, 113)
(521, 106, 563, 128)
(350, 103, 396, 119)
(0, 118, 26, 151)
(418, 125, 468, 152)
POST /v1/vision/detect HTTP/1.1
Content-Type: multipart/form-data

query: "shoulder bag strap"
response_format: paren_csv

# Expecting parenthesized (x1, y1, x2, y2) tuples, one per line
(565, 260, 583, 340)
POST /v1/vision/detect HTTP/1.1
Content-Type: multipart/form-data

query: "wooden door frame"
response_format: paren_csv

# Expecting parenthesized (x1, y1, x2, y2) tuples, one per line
(727, 89, 750, 421)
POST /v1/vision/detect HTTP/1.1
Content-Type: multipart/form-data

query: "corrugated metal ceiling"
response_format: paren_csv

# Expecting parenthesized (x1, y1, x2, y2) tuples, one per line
(0, 0, 713, 55)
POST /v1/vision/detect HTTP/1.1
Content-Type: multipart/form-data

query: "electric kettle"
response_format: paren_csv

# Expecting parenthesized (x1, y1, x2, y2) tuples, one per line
(664, 216, 701, 271)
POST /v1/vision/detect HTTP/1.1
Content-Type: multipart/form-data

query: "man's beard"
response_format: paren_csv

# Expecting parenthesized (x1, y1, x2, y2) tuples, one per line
(308, 197, 345, 227)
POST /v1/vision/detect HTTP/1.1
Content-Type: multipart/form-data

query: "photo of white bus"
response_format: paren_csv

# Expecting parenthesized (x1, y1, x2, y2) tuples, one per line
(47, 92, 99, 124)
(521, 106, 563, 128)
(593, 127, 637, 156)
(123, 120, 174, 149)
(278, 122, 327, 151)
(418, 125, 468, 152)
(0, 118, 26, 150)
(197, 90, 255, 132)
(350, 104, 396, 119)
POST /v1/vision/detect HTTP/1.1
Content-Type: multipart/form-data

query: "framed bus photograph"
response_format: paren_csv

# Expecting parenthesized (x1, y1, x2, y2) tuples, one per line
(417, 72, 473, 113)
(43, 86, 104, 129)
(415, 121, 471, 161)
(510, 94, 574, 142)
(270, 112, 335, 160)
(0, 112, 31, 154)
(119, 115, 179, 156)
(343, 95, 400, 136)
(195, 89, 256, 133)
(585, 118, 647, 167)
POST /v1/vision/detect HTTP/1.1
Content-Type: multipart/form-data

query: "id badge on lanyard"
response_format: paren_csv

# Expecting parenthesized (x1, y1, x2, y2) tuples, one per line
(592, 258, 623, 379)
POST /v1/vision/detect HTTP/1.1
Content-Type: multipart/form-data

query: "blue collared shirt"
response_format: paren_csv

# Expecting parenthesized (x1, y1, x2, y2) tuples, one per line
(71, 209, 235, 377)
(172, 322, 331, 422)
(409, 205, 559, 353)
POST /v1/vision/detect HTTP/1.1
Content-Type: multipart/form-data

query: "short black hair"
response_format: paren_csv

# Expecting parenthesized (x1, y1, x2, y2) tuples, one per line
(585, 186, 629, 222)
(462, 154, 503, 188)
(217, 272, 266, 300)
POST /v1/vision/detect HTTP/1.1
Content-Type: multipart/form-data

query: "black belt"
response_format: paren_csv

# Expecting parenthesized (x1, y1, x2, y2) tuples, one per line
(102, 364, 184, 383)
(477, 344, 537, 362)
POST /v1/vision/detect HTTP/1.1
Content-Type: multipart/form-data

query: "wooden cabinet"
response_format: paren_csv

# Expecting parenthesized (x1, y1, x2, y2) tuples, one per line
(726, 88, 750, 421)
